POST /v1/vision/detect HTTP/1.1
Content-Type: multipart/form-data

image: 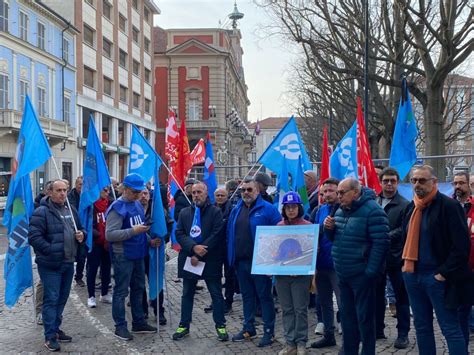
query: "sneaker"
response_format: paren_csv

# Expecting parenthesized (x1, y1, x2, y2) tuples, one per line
(278, 345, 297, 355)
(172, 325, 190, 340)
(56, 330, 72, 343)
(204, 304, 213, 313)
(159, 312, 167, 325)
(258, 332, 275, 347)
(36, 313, 43, 325)
(314, 322, 325, 335)
(44, 338, 60, 352)
(131, 323, 157, 333)
(100, 294, 112, 304)
(75, 279, 85, 287)
(232, 329, 257, 342)
(87, 297, 97, 308)
(393, 336, 409, 349)
(216, 326, 229, 341)
(114, 328, 133, 341)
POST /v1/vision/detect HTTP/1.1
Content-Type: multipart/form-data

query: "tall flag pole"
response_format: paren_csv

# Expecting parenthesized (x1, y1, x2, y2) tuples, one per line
(2, 95, 52, 308)
(79, 117, 112, 251)
(319, 125, 330, 187)
(389, 78, 418, 180)
(356, 97, 381, 194)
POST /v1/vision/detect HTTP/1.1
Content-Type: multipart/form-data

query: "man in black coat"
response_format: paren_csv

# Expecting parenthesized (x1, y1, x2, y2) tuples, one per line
(374, 167, 410, 349)
(173, 178, 194, 222)
(401, 165, 470, 354)
(29, 180, 85, 352)
(172, 181, 228, 342)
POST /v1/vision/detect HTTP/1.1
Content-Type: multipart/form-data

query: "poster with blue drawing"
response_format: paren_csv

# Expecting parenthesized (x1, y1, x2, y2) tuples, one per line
(251, 224, 319, 276)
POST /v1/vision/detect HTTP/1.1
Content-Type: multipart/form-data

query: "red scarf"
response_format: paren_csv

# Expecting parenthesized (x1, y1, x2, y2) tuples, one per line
(94, 198, 109, 246)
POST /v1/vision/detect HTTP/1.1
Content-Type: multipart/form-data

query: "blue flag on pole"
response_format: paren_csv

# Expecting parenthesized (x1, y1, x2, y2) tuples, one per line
(389, 78, 418, 180)
(129, 125, 167, 298)
(79, 117, 112, 251)
(2, 95, 52, 308)
(203, 134, 217, 203)
(329, 122, 358, 180)
(258, 116, 312, 179)
(293, 156, 311, 215)
(274, 155, 291, 212)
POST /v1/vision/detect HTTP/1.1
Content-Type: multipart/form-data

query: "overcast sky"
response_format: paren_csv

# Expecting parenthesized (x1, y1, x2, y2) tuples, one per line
(155, 0, 296, 122)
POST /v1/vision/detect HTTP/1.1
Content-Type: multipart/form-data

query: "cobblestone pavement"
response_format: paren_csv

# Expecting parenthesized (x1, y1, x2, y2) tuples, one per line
(0, 243, 472, 354)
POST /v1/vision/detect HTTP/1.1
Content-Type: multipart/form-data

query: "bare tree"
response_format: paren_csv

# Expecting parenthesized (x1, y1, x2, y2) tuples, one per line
(257, 0, 473, 178)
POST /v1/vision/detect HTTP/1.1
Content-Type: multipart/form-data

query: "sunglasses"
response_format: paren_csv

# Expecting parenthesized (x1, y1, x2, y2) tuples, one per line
(410, 178, 433, 185)
(130, 189, 142, 194)
(381, 178, 397, 185)
(241, 188, 254, 193)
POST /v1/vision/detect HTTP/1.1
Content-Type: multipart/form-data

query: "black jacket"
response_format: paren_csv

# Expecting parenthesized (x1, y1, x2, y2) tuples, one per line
(173, 190, 191, 222)
(402, 191, 471, 309)
(29, 197, 84, 270)
(67, 188, 81, 210)
(308, 190, 319, 212)
(176, 200, 224, 280)
(377, 192, 409, 270)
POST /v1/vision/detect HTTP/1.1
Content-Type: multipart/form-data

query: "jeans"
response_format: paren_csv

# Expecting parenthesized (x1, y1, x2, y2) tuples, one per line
(316, 269, 341, 334)
(275, 276, 312, 346)
(403, 272, 466, 355)
(236, 260, 275, 334)
(38, 262, 74, 341)
(458, 304, 471, 352)
(315, 294, 323, 323)
(180, 278, 225, 328)
(111, 253, 146, 330)
(339, 274, 376, 355)
(86, 244, 111, 298)
(385, 277, 396, 304)
(75, 243, 87, 281)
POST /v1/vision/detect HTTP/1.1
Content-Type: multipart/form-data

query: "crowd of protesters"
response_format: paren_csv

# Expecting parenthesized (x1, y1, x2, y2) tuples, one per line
(27, 165, 473, 354)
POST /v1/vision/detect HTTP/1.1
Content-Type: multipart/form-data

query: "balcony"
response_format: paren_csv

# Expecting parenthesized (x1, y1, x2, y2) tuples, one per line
(178, 119, 219, 130)
(0, 109, 75, 144)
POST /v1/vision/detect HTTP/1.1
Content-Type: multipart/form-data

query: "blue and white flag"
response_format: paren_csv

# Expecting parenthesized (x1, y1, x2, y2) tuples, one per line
(329, 122, 358, 180)
(129, 126, 156, 183)
(2, 95, 52, 307)
(203, 133, 217, 203)
(79, 117, 112, 251)
(190, 206, 202, 243)
(258, 116, 312, 180)
(389, 78, 418, 180)
(274, 155, 291, 213)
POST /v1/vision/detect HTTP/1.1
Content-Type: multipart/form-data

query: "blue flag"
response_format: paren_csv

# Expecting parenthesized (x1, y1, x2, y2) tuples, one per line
(203, 134, 217, 204)
(79, 117, 112, 251)
(293, 156, 310, 215)
(258, 116, 312, 179)
(274, 155, 291, 212)
(2, 95, 52, 308)
(189, 206, 202, 243)
(389, 78, 418, 180)
(129, 125, 167, 298)
(329, 122, 358, 180)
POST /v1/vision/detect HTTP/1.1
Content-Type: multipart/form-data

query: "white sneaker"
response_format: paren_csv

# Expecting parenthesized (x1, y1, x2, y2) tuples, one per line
(314, 322, 325, 334)
(337, 322, 343, 334)
(100, 294, 112, 304)
(87, 296, 97, 308)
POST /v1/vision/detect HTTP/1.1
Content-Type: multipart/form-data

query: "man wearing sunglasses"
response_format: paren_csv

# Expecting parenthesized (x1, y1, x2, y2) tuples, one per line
(374, 167, 410, 349)
(401, 165, 470, 354)
(227, 177, 282, 347)
(324, 177, 389, 355)
(106, 173, 157, 341)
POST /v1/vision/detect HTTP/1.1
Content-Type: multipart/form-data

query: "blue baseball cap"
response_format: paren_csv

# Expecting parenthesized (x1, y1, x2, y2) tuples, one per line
(123, 173, 146, 191)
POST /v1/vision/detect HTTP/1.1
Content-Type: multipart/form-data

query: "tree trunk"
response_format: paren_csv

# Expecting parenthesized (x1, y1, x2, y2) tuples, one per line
(424, 86, 446, 180)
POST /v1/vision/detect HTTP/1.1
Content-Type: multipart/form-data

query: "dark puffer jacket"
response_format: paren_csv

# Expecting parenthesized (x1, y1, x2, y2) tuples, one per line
(176, 200, 224, 280)
(29, 197, 84, 270)
(327, 189, 390, 279)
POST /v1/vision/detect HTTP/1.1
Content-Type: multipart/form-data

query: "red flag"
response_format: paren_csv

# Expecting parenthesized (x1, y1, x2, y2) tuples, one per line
(319, 125, 330, 187)
(175, 119, 193, 189)
(356, 97, 382, 194)
(189, 138, 206, 167)
(165, 109, 179, 165)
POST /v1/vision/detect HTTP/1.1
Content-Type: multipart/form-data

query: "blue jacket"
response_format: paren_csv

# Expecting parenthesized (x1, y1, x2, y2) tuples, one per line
(227, 195, 281, 266)
(313, 203, 339, 270)
(327, 189, 390, 279)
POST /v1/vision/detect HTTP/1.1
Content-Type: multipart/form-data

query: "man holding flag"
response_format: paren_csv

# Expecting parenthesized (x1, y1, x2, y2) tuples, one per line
(173, 181, 229, 342)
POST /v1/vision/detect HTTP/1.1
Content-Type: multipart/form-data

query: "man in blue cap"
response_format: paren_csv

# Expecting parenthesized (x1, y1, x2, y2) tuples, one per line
(106, 173, 158, 341)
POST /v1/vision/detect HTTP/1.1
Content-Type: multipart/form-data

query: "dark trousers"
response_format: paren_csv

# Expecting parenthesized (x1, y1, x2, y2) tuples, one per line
(317, 269, 341, 334)
(236, 260, 275, 335)
(458, 304, 471, 352)
(75, 243, 87, 281)
(111, 253, 146, 330)
(339, 274, 376, 355)
(223, 261, 238, 306)
(38, 262, 74, 341)
(86, 244, 111, 298)
(404, 272, 466, 355)
(180, 278, 225, 329)
(375, 268, 410, 338)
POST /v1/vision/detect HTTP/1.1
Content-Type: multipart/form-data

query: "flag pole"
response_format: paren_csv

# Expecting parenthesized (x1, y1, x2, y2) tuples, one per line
(31, 271, 36, 323)
(50, 156, 78, 232)
(229, 162, 263, 201)
(110, 184, 117, 200)
(160, 159, 192, 205)
(156, 246, 160, 334)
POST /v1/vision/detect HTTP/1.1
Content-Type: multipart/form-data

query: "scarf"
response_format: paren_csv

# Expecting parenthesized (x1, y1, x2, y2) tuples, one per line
(402, 187, 438, 273)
